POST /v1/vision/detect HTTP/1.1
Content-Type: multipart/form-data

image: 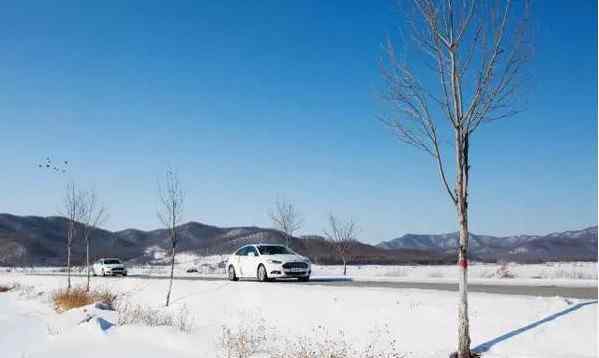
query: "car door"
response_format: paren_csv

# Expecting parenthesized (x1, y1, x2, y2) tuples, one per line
(243, 246, 260, 278)
(236, 247, 249, 277)
(94, 260, 102, 274)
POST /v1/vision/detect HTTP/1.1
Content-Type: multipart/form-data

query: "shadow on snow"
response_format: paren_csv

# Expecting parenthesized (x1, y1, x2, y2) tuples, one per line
(473, 300, 597, 354)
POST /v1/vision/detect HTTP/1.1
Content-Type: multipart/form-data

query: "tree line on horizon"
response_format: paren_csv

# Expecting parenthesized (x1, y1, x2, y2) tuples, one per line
(57, 173, 359, 307)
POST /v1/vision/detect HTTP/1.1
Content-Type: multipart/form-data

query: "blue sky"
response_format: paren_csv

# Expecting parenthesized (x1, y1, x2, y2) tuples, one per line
(0, 1, 596, 243)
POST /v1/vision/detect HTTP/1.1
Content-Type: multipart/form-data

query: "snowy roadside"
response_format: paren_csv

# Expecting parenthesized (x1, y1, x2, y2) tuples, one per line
(0, 272, 597, 358)
(7, 260, 596, 288)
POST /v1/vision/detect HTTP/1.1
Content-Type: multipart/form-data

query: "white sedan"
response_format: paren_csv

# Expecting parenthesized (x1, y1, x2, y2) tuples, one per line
(92, 258, 128, 277)
(226, 244, 311, 282)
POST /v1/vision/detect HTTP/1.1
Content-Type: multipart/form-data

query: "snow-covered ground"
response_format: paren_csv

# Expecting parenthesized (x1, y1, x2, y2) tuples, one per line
(0, 272, 596, 358)
(318, 261, 598, 280)
(139, 255, 598, 282)
(313, 261, 598, 288)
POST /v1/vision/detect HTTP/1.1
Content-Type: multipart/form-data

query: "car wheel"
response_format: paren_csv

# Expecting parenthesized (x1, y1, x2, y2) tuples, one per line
(228, 266, 239, 281)
(257, 265, 269, 282)
(101, 269, 106, 277)
(92, 269, 97, 277)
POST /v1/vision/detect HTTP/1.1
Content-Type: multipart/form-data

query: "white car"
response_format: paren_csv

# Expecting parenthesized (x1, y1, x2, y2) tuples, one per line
(92, 258, 128, 277)
(226, 244, 311, 282)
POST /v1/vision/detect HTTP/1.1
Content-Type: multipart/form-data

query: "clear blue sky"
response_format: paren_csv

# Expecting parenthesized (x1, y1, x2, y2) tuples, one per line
(0, 1, 596, 243)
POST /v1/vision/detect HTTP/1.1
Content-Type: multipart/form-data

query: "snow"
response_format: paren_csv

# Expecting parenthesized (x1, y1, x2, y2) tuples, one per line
(5, 260, 596, 288)
(312, 261, 598, 281)
(0, 272, 596, 358)
(128, 257, 598, 287)
(4, 259, 597, 294)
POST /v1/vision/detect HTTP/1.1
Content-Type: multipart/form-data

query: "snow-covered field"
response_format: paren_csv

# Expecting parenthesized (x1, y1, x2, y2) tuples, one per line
(0, 272, 596, 358)
(320, 261, 598, 280)
(6, 259, 597, 288)
(139, 255, 598, 282)
(10, 256, 596, 281)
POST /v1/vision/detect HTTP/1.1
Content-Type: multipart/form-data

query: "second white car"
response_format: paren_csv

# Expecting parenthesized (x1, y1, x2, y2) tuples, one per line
(226, 244, 311, 282)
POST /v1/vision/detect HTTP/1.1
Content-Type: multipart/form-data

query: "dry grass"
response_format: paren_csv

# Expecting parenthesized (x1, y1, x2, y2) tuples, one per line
(116, 302, 194, 333)
(273, 326, 404, 358)
(220, 320, 268, 358)
(51, 286, 117, 312)
(220, 323, 405, 358)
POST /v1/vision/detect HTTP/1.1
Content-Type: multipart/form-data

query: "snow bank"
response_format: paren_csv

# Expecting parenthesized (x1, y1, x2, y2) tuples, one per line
(0, 272, 596, 358)
(312, 261, 598, 281)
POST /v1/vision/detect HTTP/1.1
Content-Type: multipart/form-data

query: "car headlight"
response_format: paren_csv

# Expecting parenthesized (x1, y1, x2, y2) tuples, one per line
(269, 260, 282, 264)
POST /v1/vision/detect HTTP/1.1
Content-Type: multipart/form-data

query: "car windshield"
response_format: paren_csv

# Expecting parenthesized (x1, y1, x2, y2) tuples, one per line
(257, 245, 292, 255)
(104, 259, 121, 265)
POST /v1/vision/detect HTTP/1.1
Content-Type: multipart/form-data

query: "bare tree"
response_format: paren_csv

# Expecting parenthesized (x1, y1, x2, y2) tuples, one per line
(323, 214, 357, 276)
(380, 1, 531, 357)
(269, 198, 303, 248)
(80, 189, 108, 292)
(62, 182, 87, 290)
(158, 169, 184, 307)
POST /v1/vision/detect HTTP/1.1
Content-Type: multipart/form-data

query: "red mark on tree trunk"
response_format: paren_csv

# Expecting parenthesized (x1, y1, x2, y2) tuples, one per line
(458, 259, 468, 269)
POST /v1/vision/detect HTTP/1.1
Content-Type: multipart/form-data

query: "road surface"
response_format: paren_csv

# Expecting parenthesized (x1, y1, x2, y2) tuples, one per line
(28, 273, 597, 299)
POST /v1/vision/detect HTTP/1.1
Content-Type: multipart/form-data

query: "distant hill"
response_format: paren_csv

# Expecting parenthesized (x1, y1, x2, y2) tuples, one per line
(0, 213, 595, 266)
(0, 214, 450, 266)
(377, 226, 598, 262)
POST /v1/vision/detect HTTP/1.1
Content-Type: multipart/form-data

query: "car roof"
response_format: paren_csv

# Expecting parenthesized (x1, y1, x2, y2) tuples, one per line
(239, 244, 285, 249)
(237, 244, 255, 250)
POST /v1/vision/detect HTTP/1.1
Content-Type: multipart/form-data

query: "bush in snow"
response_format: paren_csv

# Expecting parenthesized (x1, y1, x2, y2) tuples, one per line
(219, 323, 405, 358)
(495, 261, 515, 279)
(116, 302, 194, 333)
(52, 286, 116, 312)
(272, 325, 404, 358)
(545, 268, 597, 280)
(219, 319, 268, 358)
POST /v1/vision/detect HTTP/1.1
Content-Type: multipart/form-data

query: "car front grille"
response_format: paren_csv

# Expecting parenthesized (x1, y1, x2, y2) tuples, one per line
(282, 262, 308, 269)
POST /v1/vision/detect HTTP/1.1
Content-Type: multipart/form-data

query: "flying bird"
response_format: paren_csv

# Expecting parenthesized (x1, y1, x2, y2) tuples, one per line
(37, 156, 69, 175)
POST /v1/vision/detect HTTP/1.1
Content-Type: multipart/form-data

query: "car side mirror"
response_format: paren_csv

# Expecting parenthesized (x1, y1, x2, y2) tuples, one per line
(248, 252, 256, 257)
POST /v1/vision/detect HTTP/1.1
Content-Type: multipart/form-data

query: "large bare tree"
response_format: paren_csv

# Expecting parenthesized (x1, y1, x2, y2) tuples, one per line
(269, 198, 303, 248)
(158, 169, 184, 307)
(61, 182, 87, 290)
(380, 1, 531, 357)
(323, 214, 357, 276)
(80, 189, 108, 292)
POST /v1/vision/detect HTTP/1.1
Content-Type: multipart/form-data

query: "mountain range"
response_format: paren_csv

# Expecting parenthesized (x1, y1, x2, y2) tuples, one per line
(377, 226, 598, 262)
(0, 213, 595, 266)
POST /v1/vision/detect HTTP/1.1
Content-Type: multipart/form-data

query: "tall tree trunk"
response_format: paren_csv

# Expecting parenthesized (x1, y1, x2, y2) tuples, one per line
(86, 239, 90, 292)
(456, 133, 471, 358)
(166, 234, 176, 307)
(342, 257, 347, 276)
(67, 243, 71, 290)
(67, 222, 72, 290)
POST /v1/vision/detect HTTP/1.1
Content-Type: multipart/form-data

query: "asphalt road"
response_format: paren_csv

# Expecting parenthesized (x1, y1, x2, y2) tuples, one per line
(27, 273, 598, 299)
